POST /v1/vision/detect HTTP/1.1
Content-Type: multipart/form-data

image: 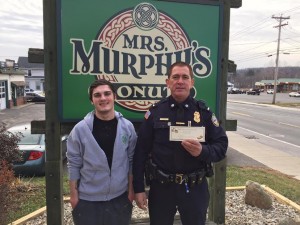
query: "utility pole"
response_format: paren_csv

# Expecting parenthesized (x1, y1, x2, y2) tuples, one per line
(271, 14, 290, 104)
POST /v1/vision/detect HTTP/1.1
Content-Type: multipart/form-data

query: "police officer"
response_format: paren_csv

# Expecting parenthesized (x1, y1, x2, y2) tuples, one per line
(132, 61, 228, 225)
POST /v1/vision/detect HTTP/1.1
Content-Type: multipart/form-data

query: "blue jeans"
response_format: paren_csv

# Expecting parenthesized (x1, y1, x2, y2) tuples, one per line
(72, 192, 132, 225)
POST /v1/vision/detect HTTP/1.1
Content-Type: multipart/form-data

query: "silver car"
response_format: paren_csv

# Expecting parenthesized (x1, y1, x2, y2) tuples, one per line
(8, 124, 67, 176)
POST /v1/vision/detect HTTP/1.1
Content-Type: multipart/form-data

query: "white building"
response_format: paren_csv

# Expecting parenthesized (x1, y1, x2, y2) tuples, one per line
(18, 57, 45, 92)
(0, 59, 26, 110)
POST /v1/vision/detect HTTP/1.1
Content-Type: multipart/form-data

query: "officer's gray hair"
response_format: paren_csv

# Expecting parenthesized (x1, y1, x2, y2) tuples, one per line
(167, 61, 193, 79)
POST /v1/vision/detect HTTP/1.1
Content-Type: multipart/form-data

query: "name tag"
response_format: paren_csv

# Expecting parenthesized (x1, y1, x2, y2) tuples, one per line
(169, 126, 205, 142)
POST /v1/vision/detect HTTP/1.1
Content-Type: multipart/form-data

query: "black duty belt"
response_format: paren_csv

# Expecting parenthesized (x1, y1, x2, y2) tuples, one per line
(145, 160, 206, 188)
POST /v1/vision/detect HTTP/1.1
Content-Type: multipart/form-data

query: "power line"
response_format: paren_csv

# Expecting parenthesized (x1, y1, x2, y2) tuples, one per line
(231, 19, 273, 40)
(230, 6, 300, 41)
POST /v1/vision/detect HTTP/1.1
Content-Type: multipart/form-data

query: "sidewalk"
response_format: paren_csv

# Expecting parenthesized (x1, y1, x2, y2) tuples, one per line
(227, 131, 300, 181)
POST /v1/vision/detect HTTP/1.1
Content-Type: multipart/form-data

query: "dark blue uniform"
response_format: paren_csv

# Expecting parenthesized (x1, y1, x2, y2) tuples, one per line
(133, 95, 228, 225)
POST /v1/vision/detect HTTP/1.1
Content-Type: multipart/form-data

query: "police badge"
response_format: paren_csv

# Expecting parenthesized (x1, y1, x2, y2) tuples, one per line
(194, 111, 200, 123)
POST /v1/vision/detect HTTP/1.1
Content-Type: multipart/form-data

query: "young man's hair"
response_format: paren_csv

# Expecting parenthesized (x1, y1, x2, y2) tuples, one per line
(167, 61, 193, 79)
(88, 79, 116, 101)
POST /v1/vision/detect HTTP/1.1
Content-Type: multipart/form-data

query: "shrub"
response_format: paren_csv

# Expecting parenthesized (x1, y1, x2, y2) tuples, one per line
(0, 123, 22, 224)
(0, 123, 22, 167)
(0, 161, 18, 225)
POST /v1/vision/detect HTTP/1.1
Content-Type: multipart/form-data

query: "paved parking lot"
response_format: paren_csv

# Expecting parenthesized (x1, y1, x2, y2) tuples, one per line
(0, 103, 45, 128)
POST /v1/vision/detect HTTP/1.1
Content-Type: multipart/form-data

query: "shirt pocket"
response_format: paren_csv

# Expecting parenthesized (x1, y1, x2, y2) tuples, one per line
(153, 121, 169, 143)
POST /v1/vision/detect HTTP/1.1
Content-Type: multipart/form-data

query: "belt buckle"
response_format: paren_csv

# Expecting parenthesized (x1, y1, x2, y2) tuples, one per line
(175, 174, 184, 184)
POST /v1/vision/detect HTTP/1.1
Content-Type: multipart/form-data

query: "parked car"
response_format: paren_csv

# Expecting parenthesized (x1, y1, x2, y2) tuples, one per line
(25, 92, 45, 102)
(240, 89, 247, 94)
(266, 89, 274, 94)
(228, 88, 242, 94)
(246, 89, 260, 95)
(25, 88, 34, 93)
(8, 124, 68, 176)
(289, 91, 300, 97)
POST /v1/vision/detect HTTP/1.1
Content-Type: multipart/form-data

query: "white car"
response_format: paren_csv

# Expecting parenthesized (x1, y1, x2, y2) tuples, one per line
(289, 91, 300, 97)
(266, 89, 274, 94)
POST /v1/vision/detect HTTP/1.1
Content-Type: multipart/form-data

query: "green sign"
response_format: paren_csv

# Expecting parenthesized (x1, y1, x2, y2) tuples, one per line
(58, 0, 223, 121)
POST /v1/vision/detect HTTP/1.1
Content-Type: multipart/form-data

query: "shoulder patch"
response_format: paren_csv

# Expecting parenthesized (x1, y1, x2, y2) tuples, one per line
(211, 113, 219, 127)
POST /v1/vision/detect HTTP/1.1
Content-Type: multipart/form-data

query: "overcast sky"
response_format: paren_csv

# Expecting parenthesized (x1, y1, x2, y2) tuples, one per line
(0, 0, 299, 69)
(230, 0, 300, 69)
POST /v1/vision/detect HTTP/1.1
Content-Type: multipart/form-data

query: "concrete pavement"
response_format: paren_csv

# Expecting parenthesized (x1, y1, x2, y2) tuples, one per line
(1, 102, 300, 181)
(227, 131, 300, 180)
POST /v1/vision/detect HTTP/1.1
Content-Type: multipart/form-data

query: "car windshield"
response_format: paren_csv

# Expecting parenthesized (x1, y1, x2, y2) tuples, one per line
(17, 131, 44, 145)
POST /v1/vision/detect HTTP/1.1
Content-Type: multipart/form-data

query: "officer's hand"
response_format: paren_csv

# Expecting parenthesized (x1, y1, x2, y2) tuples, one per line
(135, 192, 148, 210)
(181, 139, 202, 157)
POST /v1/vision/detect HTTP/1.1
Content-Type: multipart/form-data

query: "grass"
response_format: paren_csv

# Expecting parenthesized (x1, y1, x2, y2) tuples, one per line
(7, 174, 70, 223)
(227, 166, 300, 205)
(7, 166, 300, 223)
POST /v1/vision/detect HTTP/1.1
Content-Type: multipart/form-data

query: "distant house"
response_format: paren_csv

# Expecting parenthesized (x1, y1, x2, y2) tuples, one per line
(255, 78, 300, 92)
(18, 57, 45, 92)
(0, 59, 26, 110)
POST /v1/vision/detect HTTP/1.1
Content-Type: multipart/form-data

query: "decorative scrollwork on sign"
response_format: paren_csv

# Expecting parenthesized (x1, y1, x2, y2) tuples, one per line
(99, 11, 134, 47)
(132, 3, 159, 30)
(157, 14, 189, 50)
(98, 7, 189, 50)
(96, 2, 190, 112)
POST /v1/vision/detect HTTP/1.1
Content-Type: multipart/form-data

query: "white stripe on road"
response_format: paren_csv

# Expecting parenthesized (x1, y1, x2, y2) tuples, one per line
(279, 122, 300, 129)
(232, 112, 253, 117)
(238, 126, 300, 149)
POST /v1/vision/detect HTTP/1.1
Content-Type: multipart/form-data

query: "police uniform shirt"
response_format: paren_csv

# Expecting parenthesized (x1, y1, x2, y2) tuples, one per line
(133, 96, 228, 193)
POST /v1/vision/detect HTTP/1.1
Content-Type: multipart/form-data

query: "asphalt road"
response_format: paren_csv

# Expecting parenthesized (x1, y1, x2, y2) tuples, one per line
(227, 92, 300, 104)
(228, 101, 300, 157)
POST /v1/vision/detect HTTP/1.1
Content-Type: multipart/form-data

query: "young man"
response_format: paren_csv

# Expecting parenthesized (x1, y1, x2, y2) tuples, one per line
(67, 79, 137, 225)
(133, 61, 228, 225)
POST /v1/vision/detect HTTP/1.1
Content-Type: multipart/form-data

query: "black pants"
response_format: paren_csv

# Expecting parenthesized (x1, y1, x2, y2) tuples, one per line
(148, 178, 209, 225)
(72, 192, 132, 225)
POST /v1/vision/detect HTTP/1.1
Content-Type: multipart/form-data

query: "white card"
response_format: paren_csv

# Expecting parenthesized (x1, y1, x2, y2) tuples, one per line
(169, 126, 205, 142)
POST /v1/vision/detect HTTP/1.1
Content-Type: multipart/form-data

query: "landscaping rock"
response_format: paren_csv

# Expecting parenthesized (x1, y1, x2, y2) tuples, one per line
(245, 180, 272, 209)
